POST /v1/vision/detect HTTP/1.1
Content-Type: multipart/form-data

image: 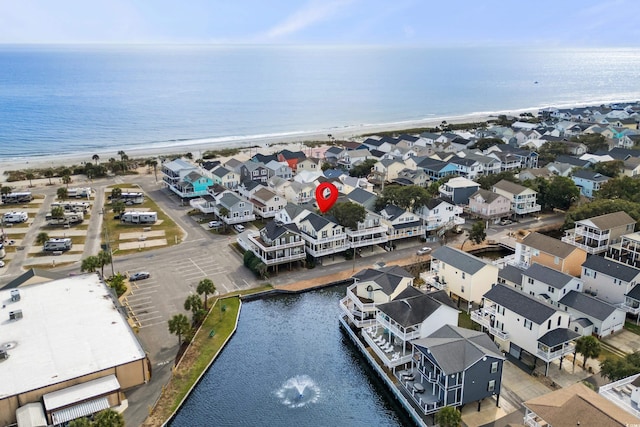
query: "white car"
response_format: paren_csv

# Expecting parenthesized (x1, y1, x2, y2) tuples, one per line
(234, 224, 245, 233)
(208, 220, 223, 228)
(416, 247, 432, 255)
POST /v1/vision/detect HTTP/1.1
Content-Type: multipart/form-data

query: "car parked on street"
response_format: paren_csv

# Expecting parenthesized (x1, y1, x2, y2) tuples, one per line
(129, 271, 150, 281)
(416, 247, 432, 255)
(499, 219, 513, 226)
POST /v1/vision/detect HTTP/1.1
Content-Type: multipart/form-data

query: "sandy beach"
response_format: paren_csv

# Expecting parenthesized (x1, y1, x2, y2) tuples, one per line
(0, 111, 521, 182)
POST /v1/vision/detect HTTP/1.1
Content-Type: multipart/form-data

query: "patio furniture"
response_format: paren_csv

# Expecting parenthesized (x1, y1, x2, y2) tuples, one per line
(413, 383, 425, 393)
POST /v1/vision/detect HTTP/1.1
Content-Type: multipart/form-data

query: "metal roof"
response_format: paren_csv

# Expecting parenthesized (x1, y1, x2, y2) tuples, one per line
(431, 246, 489, 275)
(483, 284, 557, 324)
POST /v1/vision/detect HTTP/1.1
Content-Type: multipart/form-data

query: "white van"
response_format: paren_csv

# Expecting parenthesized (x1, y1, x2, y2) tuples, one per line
(233, 224, 245, 233)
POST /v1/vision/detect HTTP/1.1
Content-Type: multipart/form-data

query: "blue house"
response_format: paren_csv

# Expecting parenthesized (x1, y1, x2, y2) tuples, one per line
(571, 169, 610, 198)
(416, 157, 458, 181)
(171, 171, 214, 198)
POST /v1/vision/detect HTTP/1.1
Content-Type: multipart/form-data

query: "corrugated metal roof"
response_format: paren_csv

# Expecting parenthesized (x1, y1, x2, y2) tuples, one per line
(43, 374, 120, 410)
(51, 397, 110, 424)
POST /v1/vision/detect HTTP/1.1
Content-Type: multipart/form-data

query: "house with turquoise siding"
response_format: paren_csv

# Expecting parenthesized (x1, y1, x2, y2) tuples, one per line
(571, 169, 610, 199)
(168, 170, 214, 198)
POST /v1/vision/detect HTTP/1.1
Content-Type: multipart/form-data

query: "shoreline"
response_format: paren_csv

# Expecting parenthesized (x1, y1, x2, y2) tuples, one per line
(0, 110, 507, 176)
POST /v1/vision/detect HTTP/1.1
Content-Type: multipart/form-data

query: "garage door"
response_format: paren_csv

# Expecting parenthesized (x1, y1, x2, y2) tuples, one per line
(509, 342, 521, 359)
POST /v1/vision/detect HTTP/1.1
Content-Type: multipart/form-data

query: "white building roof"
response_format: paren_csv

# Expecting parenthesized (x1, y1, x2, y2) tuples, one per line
(0, 274, 146, 399)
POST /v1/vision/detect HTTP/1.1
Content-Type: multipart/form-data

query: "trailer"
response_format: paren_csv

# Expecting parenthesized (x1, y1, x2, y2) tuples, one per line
(1, 192, 33, 204)
(120, 211, 157, 224)
(43, 238, 72, 252)
(67, 187, 93, 199)
(45, 211, 84, 225)
(109, 191, 145, 205)
(50, 201, 91, 213)
(2, 212, 28, 223)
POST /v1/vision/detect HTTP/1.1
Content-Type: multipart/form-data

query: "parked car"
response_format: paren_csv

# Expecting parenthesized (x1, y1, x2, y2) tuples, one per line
(129, 271, 150, 281)
(208, 220, 223, 228)
(499, 219, 513, 226)
(416, 247, 432, 255)
(233, 224, 245, 233)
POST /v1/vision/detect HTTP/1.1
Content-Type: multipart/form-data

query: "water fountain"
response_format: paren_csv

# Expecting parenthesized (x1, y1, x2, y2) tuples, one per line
(276, 375, 320, 408)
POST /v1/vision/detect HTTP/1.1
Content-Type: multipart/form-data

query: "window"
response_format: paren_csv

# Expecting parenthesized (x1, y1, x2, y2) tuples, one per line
(487, 380, 495, 392)
(491, 361, 498, 373)
(554, 256, 560, 265)
(547, 286, 555, 294)
(528, 277, 534, 285)
(557, 316, 561, 326)
(524, 319, 532, 330)
(462, 272, 466, 279)
(547, 319, 551, 329)
(461, 285, 465, 293)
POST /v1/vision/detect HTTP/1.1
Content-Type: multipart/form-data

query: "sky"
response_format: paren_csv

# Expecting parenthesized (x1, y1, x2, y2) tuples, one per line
(1, 0, 639, 46)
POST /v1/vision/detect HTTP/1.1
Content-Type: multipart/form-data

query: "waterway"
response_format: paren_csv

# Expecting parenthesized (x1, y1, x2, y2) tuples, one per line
(169, 285, 410, 427)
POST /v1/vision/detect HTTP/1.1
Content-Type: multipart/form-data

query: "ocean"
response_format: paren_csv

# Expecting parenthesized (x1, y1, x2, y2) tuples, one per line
(1, 44, 640, 160)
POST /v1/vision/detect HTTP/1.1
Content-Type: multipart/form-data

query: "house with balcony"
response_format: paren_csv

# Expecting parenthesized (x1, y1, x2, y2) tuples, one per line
(415, 157, 459, 181)
(284, 181, 315, 205)
(246, 220, 306, 272)
(607, 231, 640, 269)
(526, 382, 640, 427)
(237, 180, 266, 199)
(447, 156, 483, 179)
(473, 284, 578, 376)
(337, 149, 372, 170)
(438, 177, 480, 205)
(492, 180, 541, 216)
(274, 203, 310, 225)
(581, 254, 640, 305)
(168, 171, 214, 198)
(514, 232, 587, 277)
(250, 188, 285, 219)
(520, 263, 583, 304)
(277, 150, 306, 173)
(378, 204, 425, 241)
(428, 246, 499, 308)
(340, 265, 415, 330)
(365, 290, 459, 369)
(347, 212, 388, 249)
(161, 158, 198, 188)
(571, 169, 611, 198)
(297, 212, 348, 260)
(393, 168, 429, 188)
(370, 159, 406, 184)
(405, 325, 505, 416)
(486, 145, 538, 169)
(416, 197, 464, 234)
(239, 162, 270, 184)
(339, 174, 374, 194)
(467, 189, 511, 221)
(214, 193, 256, 225)
(562, 211, 635, 254)
(211, 166, 240, 190)
(558, 290, 625, 338)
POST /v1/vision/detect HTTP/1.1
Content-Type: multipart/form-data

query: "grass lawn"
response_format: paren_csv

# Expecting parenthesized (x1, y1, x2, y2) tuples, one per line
(104, 183, 183, 252)
(625, 321, 640, 336)
(597, 345, 623, 362)
(458, 311, 480, 331)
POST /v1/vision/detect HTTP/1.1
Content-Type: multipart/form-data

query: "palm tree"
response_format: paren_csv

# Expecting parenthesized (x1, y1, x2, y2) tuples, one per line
(97, 250, 112, 278)
(1, 186, 12, 197)
(44, 169, 54, 185)
(575, 335, 601, 369)
(168, 313, 190, 345)
(51, 206, 65, 221)
(93, 408, 124, 427)
(25, 172, 35, 187)
(184, 294, 203, 318)
(197, 278, 216, 310)
(111, 187, 122, 201)
(112, 200, 126, 217)
(62, 173, 71, 188)
(36, 232, 49, 247)
(436, 406, 462, 427)
(117, 150, 127, 162)
(57, 187, 68, 200)
(92, 154, 100, 165)
(81, 256, 100, 273)
(149, 159, 158, 182)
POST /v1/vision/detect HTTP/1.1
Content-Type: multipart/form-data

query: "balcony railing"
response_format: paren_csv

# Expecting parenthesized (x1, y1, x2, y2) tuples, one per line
(574, 227, 610, 241)
(347, 225, 388, 237)
(536, 343, 575, 361)
(247, 233, 305, 251)
(377, 316, 421, 342)
(349, 235, 389, 248)
(306, 245, 349, 257)
(339, 300, 378, 329)
(523, 412, 548, 427)
(301, 234, 347, 245)
(617, 301, 640, 315)
(345, 286, 377, 313)
(257, 252, 307, 265)
(470, 310, 510, 340)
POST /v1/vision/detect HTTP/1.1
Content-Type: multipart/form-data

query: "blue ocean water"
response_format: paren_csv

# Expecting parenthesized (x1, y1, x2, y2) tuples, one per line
(1, 44, 640, 160)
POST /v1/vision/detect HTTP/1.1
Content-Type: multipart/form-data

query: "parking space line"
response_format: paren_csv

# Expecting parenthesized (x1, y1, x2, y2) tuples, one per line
(136, 311, 161, 319)
(189, 258, 207, 275)
(128, 290, 158, 297)
(139, 320, 169, 329)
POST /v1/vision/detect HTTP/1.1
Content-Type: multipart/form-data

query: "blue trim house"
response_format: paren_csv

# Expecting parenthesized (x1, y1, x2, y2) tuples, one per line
(571, 169, 611, 198)
(170, 171, 214, 198)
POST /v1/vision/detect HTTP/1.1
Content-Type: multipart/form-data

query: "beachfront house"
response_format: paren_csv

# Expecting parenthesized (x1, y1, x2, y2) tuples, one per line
(239, 162, 270, 184)
(427, 246, 499, 308)
(161, 158, 198, 188)
(406, 325, 505, 416)
(562, 211, 636, 255)
(265, 160, 293, 180)
(514, 232, 587, 277)
(211, 166, 240, 190)
(492, 180, 541, 217)
(168, 171, 214, 198)
(472, 284, 578, 376)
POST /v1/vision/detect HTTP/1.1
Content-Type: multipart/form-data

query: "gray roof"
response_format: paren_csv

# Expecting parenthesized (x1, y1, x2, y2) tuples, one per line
(262, 221, 300, 241)
(378, 294, 450, 328)
(470, 188, 506, 204)
(431, 246, 489, 275)
(582, 255, 640, 282)
(523, 263, 575, 289)
(281, 203, 308, 222)
(493, 179, 531, 196)
(579, 211, 635, 230)
(521, 232, 579, 259)
(352, 266, 412, 295)
(483, 284, 557, 324)
(347, 188, 377, 205)
(559, 290, 618, 321)
(626, 284, 640, 301)
(573, 317, 593, 328)
(498, 264, 525, 286)
(379, 204, 405, 221)
(212, 166, 232, 178)
(571, 169, 610, 182)
(538, 328, 580, 347)
(218, 192, 243, 208)
(301, 212, 337, 232)
(412, 325, 504, 375)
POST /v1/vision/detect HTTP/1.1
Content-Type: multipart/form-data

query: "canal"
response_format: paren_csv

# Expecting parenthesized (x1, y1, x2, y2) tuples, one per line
(170, 285, 411, 426)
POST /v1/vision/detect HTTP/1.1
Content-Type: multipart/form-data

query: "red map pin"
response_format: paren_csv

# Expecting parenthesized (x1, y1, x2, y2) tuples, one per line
(315, 182, 338, 213)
